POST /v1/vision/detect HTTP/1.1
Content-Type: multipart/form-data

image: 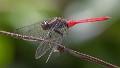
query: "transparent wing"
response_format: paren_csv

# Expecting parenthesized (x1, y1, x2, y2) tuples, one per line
(45, 22, 69, 62)
(35, 41, 51, 59)
(14, 19, 51, 38)
(14, 18, 68, 40)
(50, 22, 68, 42)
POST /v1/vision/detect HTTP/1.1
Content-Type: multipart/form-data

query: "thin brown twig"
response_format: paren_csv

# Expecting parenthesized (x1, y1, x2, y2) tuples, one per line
(64, 47, 119, 68)
(0, 30, 119, 68)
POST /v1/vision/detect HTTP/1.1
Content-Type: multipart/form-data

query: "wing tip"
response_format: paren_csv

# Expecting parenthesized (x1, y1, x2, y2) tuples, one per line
(35, 54, 40, 59)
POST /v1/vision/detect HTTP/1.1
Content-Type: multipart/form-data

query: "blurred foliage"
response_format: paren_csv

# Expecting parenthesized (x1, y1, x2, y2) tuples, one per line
(0, 0, 120, 68)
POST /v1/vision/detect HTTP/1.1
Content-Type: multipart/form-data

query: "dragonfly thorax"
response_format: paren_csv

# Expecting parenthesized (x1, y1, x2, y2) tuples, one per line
(41, 17, 68, 30)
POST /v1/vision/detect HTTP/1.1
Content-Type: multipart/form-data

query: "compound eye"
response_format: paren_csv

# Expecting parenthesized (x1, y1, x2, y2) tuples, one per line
(41, 21, 47, 26)
(41, 21, 49, 30)
(44, 21, 48, 25)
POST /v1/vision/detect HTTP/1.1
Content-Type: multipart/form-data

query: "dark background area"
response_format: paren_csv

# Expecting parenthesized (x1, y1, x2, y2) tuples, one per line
(0, 0, 120, 68)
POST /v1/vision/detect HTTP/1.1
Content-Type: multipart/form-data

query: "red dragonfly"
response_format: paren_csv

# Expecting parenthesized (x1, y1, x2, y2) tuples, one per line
(0, 16, 110, 63)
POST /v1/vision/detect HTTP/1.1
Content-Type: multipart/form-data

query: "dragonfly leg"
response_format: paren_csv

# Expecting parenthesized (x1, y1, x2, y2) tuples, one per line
(54, 30, 63, 37)
(46, 31, 52, 38)
(46, 48, 53, 63)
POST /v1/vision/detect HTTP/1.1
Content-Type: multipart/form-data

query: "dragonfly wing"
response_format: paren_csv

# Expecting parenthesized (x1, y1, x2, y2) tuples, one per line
(14, 18, 68, 40)
(14, 19, 51, 38)
(50, 23, 68, 43)
(35, 41, 51, 59)
(44, 25, 68, 62)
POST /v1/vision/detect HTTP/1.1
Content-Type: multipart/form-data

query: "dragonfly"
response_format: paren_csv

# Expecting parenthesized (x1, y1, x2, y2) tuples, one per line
(1, 16, 110, 63)
(13, 16, 110, 62)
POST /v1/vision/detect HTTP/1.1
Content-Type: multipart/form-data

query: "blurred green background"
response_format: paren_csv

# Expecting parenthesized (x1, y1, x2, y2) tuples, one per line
(0, 0, 120, 68)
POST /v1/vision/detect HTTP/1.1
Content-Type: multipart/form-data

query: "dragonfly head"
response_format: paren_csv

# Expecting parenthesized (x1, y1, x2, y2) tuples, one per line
(41, 21, 50, 30)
